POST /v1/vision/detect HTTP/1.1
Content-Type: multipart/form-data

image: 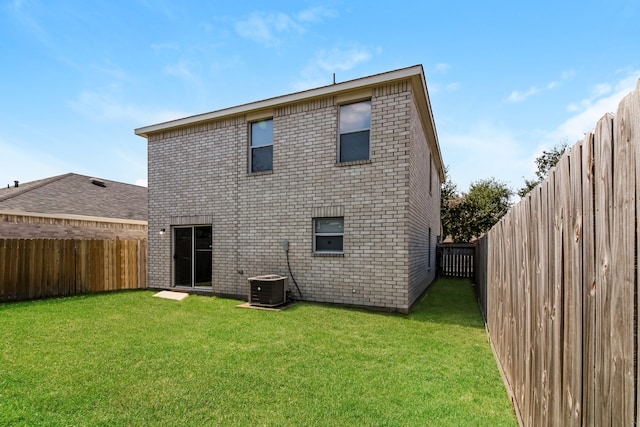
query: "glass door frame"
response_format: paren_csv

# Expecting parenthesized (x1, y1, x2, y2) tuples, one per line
(172, 225, 212, 289)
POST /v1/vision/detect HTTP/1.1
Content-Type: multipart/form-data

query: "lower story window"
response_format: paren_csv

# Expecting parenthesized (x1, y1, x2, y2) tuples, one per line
(314, 217, 344, 253)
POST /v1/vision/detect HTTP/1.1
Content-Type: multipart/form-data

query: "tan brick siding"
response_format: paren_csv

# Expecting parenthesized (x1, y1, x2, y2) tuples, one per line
(148, 80, 439, 312)
(408, 91, 441, 306)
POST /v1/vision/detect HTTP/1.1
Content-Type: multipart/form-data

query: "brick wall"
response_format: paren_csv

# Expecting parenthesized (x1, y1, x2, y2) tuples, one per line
(147, 80, 439, 312)
(407, 91, 441, 306)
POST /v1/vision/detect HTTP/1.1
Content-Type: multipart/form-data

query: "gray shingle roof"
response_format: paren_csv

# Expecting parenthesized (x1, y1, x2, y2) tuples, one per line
(0, 173, 147, 221)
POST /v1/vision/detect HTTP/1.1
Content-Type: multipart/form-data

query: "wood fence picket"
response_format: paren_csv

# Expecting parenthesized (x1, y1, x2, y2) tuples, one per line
(475, 80, 640, 426)
(0, 239, 147, 302)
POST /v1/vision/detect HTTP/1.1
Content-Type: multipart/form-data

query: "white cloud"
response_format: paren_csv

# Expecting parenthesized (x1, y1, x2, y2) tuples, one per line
(429, 81, 460, 94)
(8, 0, 50, 47)
(440, 121, 532, 191)
(445, 82, 460, 91)
(292, 46, 377, 91)
(566, 102, 580, 112)
(314, 47, 372, 72)
(296, 6, 336, 22)
(290, 75, 330, 92)
(0, 137, 71, 188)
(434, 63, 451, 74)
(91, 61, 129, 81)
(67, 85, 191, 125)
(234, 7, 336, 47)
(553, 70, 640, 144)
(150, 42, 180, 51)
(164, 59, 194, 79)
(11, 0, 26, 10)
(114, 148, 148, 186)
(440, 69, 638, 196)
(507, 70, 576, 103)
(234, 11, 304, 47)
(428, 64, 458, 94)
(507, 86, 540, 103)
(592, 83, 612, 97)
(450, 70, 640, 193)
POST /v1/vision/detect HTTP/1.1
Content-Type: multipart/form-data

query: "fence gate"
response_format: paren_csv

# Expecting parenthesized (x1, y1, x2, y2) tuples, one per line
(437, 243, 476, 279)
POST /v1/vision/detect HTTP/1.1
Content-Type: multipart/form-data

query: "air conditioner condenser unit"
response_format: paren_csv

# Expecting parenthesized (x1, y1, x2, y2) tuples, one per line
(248, 275, 288, 307)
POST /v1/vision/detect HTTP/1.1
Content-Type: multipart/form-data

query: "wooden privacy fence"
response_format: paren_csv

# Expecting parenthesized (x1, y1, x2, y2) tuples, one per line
(0, 239, 147, 302)
(437, 243, 475, 279)
(475, 80, 640, 426)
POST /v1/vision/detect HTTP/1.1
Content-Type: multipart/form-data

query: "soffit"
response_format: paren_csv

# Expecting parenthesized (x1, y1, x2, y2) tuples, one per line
(135, 64, 445, 181)
(135, 65, 425, 137)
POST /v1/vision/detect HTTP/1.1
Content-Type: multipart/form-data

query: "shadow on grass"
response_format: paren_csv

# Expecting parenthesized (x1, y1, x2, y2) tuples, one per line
(408, 277, 485, 329)
(0, 289, 151, 312)
(1, 280, 486, 331)
(281, 278, 486, 330)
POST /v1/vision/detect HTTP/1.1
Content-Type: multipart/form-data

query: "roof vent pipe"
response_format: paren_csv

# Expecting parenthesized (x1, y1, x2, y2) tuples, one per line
(14, 180, 19, 188)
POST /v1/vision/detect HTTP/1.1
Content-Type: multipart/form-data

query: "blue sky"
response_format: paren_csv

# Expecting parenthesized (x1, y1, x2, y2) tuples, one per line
(1, 0, 639, 193)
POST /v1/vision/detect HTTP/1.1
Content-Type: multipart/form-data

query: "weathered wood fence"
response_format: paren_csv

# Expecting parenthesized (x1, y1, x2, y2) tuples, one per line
(437, 243, 475, 279)
(0, 239, 147, 302)
(475, 80, 640, 426)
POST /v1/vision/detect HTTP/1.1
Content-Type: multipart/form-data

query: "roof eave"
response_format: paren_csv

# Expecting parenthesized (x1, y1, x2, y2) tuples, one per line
(134, 64, 446, 182)
(410, 73, 446, 182)
(134, 65, 425, 138)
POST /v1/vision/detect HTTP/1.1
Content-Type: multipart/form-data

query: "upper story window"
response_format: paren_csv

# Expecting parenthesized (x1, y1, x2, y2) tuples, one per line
(339, 100, 371, 163)
(250, 119, 273, 173)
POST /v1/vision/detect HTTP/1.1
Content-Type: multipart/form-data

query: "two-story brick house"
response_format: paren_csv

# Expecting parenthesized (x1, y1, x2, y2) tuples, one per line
(135, 65, 444, 312)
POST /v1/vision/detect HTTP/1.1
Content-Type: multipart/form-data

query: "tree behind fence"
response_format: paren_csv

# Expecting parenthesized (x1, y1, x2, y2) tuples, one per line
(476, 79, 640, 426)
(0, 239, 147, 302)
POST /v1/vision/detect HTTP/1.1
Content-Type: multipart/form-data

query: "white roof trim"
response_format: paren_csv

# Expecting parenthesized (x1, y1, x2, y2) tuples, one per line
(135, 65, 424, 137)
(134, 64, 445, 181)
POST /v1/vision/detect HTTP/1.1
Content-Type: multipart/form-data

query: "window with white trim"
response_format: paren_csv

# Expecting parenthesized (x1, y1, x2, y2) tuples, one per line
(314, 217, 344, 253)
(339, 100, 371, 163)
(250, 119, 273, 172)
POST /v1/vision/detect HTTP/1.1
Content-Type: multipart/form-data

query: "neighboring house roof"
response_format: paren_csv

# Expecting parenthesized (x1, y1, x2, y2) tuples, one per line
(0, 173, 147, 221)
(135, 64, 445, 181)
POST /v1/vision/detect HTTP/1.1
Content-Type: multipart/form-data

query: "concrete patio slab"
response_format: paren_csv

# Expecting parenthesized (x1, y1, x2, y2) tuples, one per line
(153, 290, 189, 301)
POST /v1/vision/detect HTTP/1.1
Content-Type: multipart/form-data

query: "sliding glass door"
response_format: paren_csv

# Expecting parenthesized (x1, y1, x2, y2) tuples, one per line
(173, 226, 212, 288)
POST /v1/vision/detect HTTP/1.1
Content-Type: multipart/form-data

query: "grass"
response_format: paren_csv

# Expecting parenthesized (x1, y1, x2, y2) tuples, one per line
(0, 278, 516, 426)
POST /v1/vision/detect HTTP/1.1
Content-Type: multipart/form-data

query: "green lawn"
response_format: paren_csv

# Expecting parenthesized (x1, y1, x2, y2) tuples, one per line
(0, 278, 516, 426)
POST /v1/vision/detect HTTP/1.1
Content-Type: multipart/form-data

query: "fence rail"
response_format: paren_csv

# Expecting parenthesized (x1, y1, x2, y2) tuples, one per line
(475, 79, 640, 426)
(0, 239, 147, 302)
(437, 243, 475, 279)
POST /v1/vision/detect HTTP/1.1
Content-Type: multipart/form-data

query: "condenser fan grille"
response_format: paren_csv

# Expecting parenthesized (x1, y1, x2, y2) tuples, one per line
(248, 275, 288, 307)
